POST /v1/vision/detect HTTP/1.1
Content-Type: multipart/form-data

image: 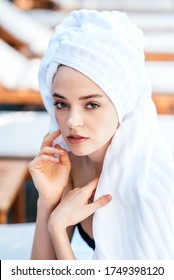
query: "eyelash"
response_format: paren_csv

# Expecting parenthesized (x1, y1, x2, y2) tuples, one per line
(86, 103, 100, 109)
(53, 101, 100, 110)
(53, 101, 69, 109)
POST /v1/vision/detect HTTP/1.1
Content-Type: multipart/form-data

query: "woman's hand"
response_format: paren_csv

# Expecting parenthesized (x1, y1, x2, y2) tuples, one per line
(28, 130, 71, 207)
(48, 178, 112, 231)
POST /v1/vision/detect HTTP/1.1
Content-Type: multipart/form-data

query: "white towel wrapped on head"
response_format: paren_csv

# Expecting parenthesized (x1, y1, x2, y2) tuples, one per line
(39, 9, 174, 259)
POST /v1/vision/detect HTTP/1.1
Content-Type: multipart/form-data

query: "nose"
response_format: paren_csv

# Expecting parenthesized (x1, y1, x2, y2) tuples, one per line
(67, 109, 84, 129)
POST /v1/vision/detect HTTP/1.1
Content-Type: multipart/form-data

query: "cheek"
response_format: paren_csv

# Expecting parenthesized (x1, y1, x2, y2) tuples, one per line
(102, 122, 117, 136)
(97, 113, 118, 139)
(55, 113, 66, 129)
(102, 110, 118, 128)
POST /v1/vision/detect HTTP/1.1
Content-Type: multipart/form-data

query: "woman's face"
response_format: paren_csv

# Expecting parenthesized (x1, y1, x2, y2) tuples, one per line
(52, 66, 119, 157)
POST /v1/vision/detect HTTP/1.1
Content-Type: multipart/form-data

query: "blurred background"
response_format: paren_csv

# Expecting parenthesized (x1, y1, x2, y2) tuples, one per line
(0, 0, 174, 259)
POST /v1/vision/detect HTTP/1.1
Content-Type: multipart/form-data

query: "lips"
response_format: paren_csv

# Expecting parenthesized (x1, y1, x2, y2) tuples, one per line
(67, 134, 89, 144)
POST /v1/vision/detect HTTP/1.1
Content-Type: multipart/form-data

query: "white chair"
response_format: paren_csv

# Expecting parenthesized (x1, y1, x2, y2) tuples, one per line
(158, 114, 174, 157)
(26, 8, 67, 29)
(128, 12, 174, 32)
(146, 61, 174, 94)
(54, 0, 174, 12)
(0, 39, 40, 91)
(0, 0, 53, 57)
(144, 32, 174, 61)
(0, 223, 93, 259)
(126, 12, 174, 61)
(145, 61, 174, 114)
(0, 111, 50, 224)
(0, 223, 35, 259)
(0, 39, 42, 106)
(0, 111, 50, 158)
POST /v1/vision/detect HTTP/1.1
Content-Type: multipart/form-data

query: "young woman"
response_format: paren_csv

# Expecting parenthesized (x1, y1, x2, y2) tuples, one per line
(29, 9, 174, 260)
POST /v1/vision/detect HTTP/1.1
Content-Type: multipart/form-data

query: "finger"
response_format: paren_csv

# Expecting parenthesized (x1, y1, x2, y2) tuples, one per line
(41, 130, 61, 148)
(35, 154, 60, 165)
(82, 178, 99, 197)
(55, 145, 71, 168)
(59, 152, 71, 169)
(38, 147, 65, 157)
(43, 132, 49, 138)
(88, 194, 112, 214)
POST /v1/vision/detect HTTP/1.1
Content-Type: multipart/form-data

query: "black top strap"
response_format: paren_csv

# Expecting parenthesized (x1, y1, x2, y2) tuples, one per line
(77, 223, 95, 250)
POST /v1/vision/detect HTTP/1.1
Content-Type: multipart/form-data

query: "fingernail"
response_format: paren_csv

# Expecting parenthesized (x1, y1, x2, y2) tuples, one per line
(56, 149, 64, 155)
(105, 194, 112, 202)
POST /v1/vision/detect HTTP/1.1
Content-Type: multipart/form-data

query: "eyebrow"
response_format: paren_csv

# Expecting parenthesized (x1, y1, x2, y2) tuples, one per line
(52, 93, 104, 100)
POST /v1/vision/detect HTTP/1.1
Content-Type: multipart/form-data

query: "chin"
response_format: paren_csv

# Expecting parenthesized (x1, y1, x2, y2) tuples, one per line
(71, 150, 90, 157)
(70, 147, 95, 157)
